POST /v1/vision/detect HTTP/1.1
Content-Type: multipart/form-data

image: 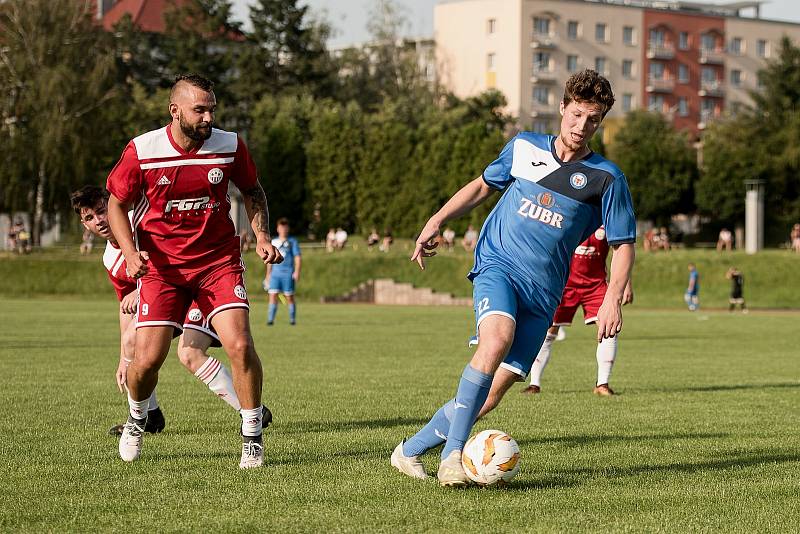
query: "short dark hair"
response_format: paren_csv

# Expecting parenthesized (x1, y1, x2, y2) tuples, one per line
(171, 73, 214, 100)
(562, 69, 615, 118)
(70, 186, 108, 215)
(276, 217, 290, 227)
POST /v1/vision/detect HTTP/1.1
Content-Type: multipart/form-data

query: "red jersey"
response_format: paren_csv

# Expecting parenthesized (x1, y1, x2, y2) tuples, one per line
(103, 240, 136, 301)
(566, 227, 610, 288)
(106, 126, 258, 273)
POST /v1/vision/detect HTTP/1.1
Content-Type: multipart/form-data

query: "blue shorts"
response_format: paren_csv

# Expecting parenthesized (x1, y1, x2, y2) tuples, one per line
(268, 273, 295, 295)
(471, 267, 553, 379)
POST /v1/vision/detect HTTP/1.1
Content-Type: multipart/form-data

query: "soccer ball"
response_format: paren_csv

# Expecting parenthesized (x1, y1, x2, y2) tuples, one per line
(461, 429, 521, 486)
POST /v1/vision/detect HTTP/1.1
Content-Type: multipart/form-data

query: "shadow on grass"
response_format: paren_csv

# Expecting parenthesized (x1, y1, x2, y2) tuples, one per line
(516, 432, 728, 448)
(672, 382, 800, 393)
(280, 417, 430, 434)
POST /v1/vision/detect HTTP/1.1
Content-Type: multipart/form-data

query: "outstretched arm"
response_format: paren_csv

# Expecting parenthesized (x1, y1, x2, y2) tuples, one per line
(411, 176, 495, 270)
(240, 183, 282, 265)
(596, 243, 635, 341)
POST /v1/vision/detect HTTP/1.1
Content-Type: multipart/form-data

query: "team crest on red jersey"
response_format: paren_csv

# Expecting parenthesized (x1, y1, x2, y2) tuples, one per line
(594, 227, 606, 240)
(234, 285, 247, 300)
(208, 168, 224, 184)
(187, 308, 203, 322)
(537, 192, 555, 208)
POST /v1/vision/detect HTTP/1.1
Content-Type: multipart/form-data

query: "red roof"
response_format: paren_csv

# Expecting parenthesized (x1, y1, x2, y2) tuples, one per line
(102, 0, 185, 33)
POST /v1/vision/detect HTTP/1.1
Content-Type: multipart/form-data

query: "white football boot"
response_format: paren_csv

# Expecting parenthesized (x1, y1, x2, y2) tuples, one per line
(119, 419, 145, 462)
(437, 450, 471, 487)
(391, 442, 428, 479)
(239, 440, 264, 469)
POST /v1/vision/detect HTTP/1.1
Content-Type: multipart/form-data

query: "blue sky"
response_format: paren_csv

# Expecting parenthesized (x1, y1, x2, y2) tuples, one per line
(231, 1, 800, 48)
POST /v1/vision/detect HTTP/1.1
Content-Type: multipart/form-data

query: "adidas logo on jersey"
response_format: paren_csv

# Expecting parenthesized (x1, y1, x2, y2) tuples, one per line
(157, 176, 171, 185)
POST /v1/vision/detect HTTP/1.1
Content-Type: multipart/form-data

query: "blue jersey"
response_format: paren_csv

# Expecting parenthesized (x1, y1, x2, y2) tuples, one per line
(469, 132, 636, 311)
(688, 269, 699, 294)
(270, 236, 301, 276)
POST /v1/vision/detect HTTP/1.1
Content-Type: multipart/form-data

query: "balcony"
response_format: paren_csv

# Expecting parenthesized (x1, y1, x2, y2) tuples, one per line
(531, 31, 557, 49)
(646, 44, 675, 60)
(531, 66, 557, 83)
(646, 76, 675, 93)
(699, 80, 725, 97)
(698, 109, 716, 129)
(530, 101, 557, 118)
(699, 49, 725, 64)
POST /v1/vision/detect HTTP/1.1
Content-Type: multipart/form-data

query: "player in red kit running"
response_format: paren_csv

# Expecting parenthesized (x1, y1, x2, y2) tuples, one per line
(521, 226, 633, 396)
(106, 74, 282, 468)
(70, 186, 272, 436)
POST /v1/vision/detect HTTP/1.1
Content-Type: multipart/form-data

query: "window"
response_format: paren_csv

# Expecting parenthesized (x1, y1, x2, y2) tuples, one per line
(701, 98, 715, 115)
(756, 39, 769, 58)
(677, 97, 689, 117)
(730, 37, 743, 55)
(533, 86, 550, 105)
(487, 53, 496, 71)
(567, 20, 579, 40)
(567, 54, 578, 73)
(700, 33, 716, 51)
(595, 56, 607, 75)
(649, 29, 665, 47)
(731, 69, 742, 86)
(622, 93, 634, 112)
(487, 18, 496, 34)
(534, 17, 550, 36)
(623, 26, 635, 45)
(678, 63, 689, 83)
(622, 59, 633, 78)
(532, 119, 550, 133)
(648, 94, 665, 112)
(679, 32, 689, 50)
(595, 23, 607, 43)
(701, 66, 716, 83)
(649, 62, 665, 80)
(533, 52, 551, 72)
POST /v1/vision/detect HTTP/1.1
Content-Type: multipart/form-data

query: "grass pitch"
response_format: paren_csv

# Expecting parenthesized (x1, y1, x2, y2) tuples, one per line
(1, 299, 798, 532)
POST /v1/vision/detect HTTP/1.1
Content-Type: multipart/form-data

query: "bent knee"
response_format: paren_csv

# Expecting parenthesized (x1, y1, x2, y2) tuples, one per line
(225, 336, 255, 360)
(177, 346, 206, 371)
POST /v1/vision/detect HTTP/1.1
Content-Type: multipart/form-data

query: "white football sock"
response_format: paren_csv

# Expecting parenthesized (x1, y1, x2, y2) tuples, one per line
(596, 335, 618, 386)
(240, 407, 263, 438)
(529, 333, 557, 387)
(147, 389, 159, 411)
(128, 393, 150, 421)
(194, 357, 242, 411)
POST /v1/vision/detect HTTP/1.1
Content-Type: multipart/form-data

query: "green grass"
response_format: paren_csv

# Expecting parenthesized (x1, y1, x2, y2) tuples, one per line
(1, 299, 798, 532)
(2, 245, 800, 309)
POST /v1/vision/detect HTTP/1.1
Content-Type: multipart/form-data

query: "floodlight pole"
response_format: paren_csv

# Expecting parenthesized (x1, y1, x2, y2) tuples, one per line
(744, 179, 765, 254)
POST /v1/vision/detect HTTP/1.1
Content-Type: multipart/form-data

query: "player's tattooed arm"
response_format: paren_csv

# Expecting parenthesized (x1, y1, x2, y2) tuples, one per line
(242, 183, 270, 236)
(242, 182, 283, 265)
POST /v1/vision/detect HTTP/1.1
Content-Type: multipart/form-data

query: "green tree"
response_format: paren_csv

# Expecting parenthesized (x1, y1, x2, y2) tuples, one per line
(609, 110, 696, 224)
(0, 0, 121, 244)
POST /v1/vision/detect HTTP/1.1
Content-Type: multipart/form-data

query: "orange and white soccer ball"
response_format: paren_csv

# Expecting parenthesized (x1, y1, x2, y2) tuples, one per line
(461, 429, 521, 486)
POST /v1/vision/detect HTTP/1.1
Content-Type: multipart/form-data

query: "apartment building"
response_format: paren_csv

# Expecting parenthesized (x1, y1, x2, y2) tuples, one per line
(434, 0, 800, 137)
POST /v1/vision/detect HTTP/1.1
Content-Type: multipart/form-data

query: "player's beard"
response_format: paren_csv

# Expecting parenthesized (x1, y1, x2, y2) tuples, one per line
(179, 113, 213, 141)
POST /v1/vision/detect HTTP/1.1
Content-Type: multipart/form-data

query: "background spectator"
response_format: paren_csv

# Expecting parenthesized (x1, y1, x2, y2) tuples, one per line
(462, 224, 478, 251)
(791, 223, 800, 253)
(442, 227, 455, 251)
(80, 228, 94, 255)
(717, 228, 733, 252)
(335, 227, 348, 250)
(325, 228, 336, 252)
(379, 228, 393, 252)
(367, 228, 380, 250)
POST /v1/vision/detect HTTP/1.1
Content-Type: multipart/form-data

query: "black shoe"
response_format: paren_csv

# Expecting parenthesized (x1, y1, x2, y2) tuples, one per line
(267, 321, 273, 326)
(144, 407, 165, 433)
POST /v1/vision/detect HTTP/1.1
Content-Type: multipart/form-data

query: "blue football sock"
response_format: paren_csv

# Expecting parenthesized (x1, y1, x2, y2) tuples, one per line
(267, 303, 277, 323)
(441, 364, 493, 460)
(402, 399, 455, 457)
(288, 303, 296, 323)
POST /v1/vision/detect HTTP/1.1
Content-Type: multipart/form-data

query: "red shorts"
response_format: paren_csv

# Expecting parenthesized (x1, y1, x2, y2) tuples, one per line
(182, 305, 222, 347)
(136, 259, 249, 334)
(552, 281, 607, 326)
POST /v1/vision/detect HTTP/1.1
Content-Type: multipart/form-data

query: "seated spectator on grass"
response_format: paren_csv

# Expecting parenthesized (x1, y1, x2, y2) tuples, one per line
(462, 224, 478, 251)
(717, 228, 733, 252)
(335, 227, 348, 250)
(791, 223, 800, 253)
(442, 227, 456, 251)
(379, 228, 393, 253)
(367, 228, 380, 250)
(80, 228, 94, 255)
(325, 228, 336, 252)
(655, 227, 671, 251)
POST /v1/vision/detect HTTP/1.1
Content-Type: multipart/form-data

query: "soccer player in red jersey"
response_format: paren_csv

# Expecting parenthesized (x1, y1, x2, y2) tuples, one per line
(70, 186, 273, 435)
(105, 74, 282, 468)
(521, 226, 633, 396)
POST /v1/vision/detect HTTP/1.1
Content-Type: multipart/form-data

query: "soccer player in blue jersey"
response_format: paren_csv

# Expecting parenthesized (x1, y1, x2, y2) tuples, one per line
(264, 218, 302, 325)
(390, 70, 636, 486)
